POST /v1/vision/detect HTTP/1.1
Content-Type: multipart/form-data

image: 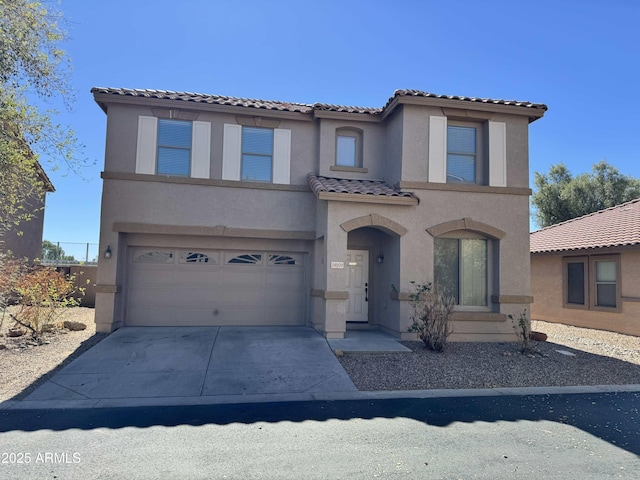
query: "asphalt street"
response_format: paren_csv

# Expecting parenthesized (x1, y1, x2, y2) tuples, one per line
(1, 392, 639, 479)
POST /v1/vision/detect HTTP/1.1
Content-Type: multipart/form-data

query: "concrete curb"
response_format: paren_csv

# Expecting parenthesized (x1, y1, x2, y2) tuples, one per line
(2, 384, 639, 410)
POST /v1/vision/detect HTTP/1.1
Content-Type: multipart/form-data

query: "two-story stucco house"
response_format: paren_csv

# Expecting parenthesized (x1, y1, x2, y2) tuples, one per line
(92, 87, 546, 341)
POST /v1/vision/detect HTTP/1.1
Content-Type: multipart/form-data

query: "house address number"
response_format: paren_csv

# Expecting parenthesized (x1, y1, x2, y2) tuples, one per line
(330, 262, 345, 269)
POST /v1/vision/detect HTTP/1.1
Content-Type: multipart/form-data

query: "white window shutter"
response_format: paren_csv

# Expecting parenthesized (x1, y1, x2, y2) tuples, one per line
(191, 121, 211, 179)
(222, 124, 242, 181)
(428, 116, 447, 183)
(136, 116, 157, 174)
(273, 128, 291, 185)
(489, 121, 507, 187)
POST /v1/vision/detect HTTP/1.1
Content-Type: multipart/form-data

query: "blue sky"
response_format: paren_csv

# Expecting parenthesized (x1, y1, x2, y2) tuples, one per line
(40, 0, 640, 256)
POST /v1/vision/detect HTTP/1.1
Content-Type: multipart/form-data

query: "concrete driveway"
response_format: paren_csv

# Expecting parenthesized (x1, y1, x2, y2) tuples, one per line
(18, 326, 357, 408)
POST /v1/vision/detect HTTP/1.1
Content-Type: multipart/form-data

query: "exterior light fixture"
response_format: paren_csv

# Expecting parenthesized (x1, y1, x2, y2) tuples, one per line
(104, 245, 112, 259)
(377, 253, 384, 264)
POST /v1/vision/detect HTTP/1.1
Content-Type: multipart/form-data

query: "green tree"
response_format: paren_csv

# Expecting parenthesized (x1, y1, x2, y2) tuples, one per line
(41, 239, 75, 262)
(0, 0, 79, 242)
(532, 161, 640, 228)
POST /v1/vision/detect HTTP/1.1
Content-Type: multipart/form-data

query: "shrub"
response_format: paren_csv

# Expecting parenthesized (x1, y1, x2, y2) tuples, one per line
(11, 266, 82, 337)
(407, 281, 455, 352)
(508, 309, 534, 354)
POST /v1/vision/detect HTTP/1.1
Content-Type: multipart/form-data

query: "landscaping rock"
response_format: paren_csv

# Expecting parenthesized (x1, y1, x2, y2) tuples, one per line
(7, 328, 25, 337)
(63, 321, 87, 331)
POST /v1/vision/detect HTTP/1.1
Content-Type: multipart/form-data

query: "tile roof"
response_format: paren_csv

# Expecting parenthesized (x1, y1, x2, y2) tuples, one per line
(91, 87, 547, 116)
(530, 198, 640, 253)
(308, 174, 416, 199)
(391, 89, 547, 111)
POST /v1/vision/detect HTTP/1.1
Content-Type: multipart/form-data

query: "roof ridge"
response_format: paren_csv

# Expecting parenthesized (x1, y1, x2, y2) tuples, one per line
(532, 196, 640, 233)
(92, 87, 548, 115)
(91, 86, 315, 108)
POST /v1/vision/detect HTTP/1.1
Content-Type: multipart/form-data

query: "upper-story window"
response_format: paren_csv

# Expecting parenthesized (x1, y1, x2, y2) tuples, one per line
(241, 127, 274, 182)
(157, 119, 192, 176)
(447, 125, 478, 183)
(335, 128, 362, 168)
(136, 115, 210, 179)
(429, 116, 505, 187)
(222, 123, 291, 185)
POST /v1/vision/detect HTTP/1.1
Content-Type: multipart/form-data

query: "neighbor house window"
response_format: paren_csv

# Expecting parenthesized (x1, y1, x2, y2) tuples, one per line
(434, 237, 488, 308)
(563, 255, 621, 311)
(333, 128, 363, 168)
(157, 119, 192, 176)
(242, 127, 273, 182)
(447, 125, 477, 183)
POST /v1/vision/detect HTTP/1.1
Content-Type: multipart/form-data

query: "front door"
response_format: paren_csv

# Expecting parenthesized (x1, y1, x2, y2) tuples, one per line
(346, 250, 369, 323)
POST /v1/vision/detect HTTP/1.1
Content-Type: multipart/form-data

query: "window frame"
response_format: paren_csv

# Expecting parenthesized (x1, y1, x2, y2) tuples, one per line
(434, 231, 492, 312)
(562, 254, 621, 312)
(562, 256, 588, 310)
(589, 255, 622, 312)
(241, 126, 274, 183)
(446, 121, 483, 185)
(156, 119, 192, 176)
(335, 128, 363, 168)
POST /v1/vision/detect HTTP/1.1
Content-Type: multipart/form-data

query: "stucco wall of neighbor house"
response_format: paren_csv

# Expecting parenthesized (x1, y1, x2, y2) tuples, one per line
(1, 193, 46, 262)
(531, 249, 640, 336)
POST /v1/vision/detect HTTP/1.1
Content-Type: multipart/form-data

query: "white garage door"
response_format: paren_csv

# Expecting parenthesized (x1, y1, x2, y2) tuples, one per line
(126, 248, 306, 326)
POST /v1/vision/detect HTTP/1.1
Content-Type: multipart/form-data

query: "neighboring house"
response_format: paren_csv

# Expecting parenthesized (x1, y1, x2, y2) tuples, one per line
(0, 162, 55, 262)
(530, 198, 640, 336)
(92, 87, 546, 340)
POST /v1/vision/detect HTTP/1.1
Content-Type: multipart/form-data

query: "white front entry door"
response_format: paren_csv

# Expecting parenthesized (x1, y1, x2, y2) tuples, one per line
(346, 250, 369, 323)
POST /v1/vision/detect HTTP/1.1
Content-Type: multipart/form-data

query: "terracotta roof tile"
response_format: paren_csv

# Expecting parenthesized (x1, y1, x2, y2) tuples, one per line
(307, 175, 416, 199)
(91, 87, 315, 113)
(530, 198, 640, 253)
(92, 87, 547, 116)
(390, 89, 547, 111)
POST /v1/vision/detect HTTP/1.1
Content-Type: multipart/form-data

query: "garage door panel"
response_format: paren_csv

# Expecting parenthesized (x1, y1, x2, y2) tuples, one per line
(221, 269, 265, 286)
(129, 287, 176, 307)
(218, 287, 265, 306)
(130, 268, 175, 285)
(127, 248, 306, 326)
(171, 288, 220, 307)
(266, 269, 304, 286)
(174, 269, 222, 285)
(263, 290, 305, 308)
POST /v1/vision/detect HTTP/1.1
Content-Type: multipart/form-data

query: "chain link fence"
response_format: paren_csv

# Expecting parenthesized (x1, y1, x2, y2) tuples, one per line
(40, 241, 99, 265)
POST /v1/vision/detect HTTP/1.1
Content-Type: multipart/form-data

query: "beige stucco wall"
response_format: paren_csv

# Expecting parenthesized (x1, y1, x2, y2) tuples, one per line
(531, 249, 640, 336)
(103, 103, 317, 185)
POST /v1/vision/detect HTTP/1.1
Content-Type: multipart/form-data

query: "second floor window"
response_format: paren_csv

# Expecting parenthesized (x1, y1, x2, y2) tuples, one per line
(335, 128, 362, 168)
(242, 127, 274, 182)
(157, 119, 192, 176)
(447, 125, 477, 183)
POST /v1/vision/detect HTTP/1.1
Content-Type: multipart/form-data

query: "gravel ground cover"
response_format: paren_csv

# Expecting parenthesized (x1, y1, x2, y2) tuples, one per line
(1, 311, 639, 401)
(0, 307, 105, 402)
(338, 320, 640, 391)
